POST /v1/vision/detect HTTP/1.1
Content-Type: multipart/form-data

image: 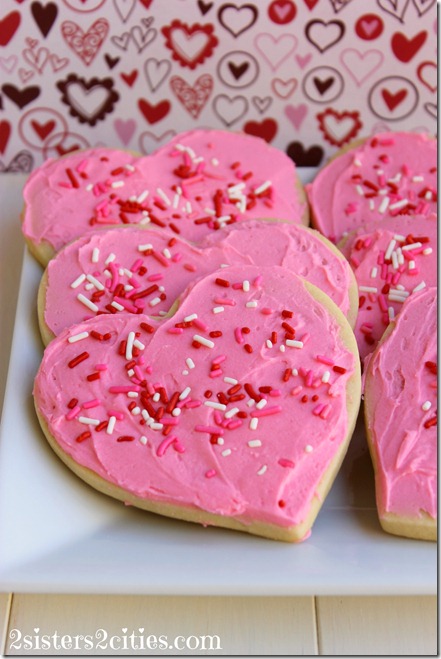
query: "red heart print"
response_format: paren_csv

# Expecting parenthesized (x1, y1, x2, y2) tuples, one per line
(243, 118, 278, 143)
(61, 19, 109, 66)
(31, 119, 56, 141)
(355, 13, 384, 40)
(268, 0, 297, 24)
(161, 19, 218, 70)
(0, 120, 11, 155)
(391, 30, 427, 63)
(170, 74, 214, 119)
(316, 108, 362, 147)
(303, 0, 319, 8)
(417, 61, 437, 93)
(0, 11, 21, 46)
(381, 88, 408, 111)
(120, 70, 138, 87)
(138, 98, 171, 124)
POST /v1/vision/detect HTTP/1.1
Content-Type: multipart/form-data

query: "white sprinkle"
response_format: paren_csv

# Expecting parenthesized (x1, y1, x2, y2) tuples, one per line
(186, 357, 195, 370)
(140, 215, 151, 224)
(107, 416, 116, 435)
(149, 297, 161, 307)
(378, 188, 388, 195)
(150, 423, 163, 431)
(384, 239, 396, 261)
(425, 190, 433, 200)
(68, 331, 89, 343)
(355, 184, 364, 196)
(193, 334, 215, 348)
(182, 369, 189, 376)
(412, 281, 426, 293)
(126, 331, 135, 360)
(156, 187, 171, 205)
(397, 247, 404, 266)
(111, 180, 125, 188)
(211, 157, 219, 166)
(248, 439, 262, 448)
(152, 392, 160, 402)
(304, 445, 313, 453)
(221, 449, 232, 457)
(369, 199, 375, 211)
(77, 294, 99, 312)
(266, 340, 273, 349)
(394, 234, 406, 242)
(204, 207, 216, 215)
(257, 465, 267, 476)
(86, 183, 93, 191)
(172, 193, 180, 209)
(412, 175, 424, 182)
(396, 284, 406, 291)
(204, 401, 227, 411)
(217, 215, 231, 223)
(70, 273, 86, 289)
(224, 377, 238, 385)
(370, 267, 378, 279)
(213, 306, 225, 314)
(78, 416, 100, 426)
(279, 345, 286, 353)
(92, 247, 100, 263)
(86, 274, 105, 291)
(131, 406, 141, 416)
(256, 398, 267, 410)
(220, 263, 230, 268)
(224, 407, 239, 419)
(423, 247, 433, 255)
(127, 391, 138, 398)
(249, 417, 258, 430)
(389, 198, 409, 210)
(184, 313, 198, 322)
(388, 294, 407, 303)
(402, 242, 422, 251)
(125, 163, 135, 172)
(185, 201, 193, 214)
(388, 307, 395, 321)
(359, 285, 378, 293)
(217, 437, 224, 445)
(422, 401, 432, 411)
(408, 260, 416, 271)
(322, 370, 331, 383)
(378, 196, 390, 214)
(254, 180, 272, 195)
(138, 243, 153, 252)
(141, 409, 150, 421)
(353, 158, 362, 167)
(243, 280, 250, 292)
(246, 301, 258, 308)
(105, 252, 116, 265)
(286, 339, 304, 349)
(139, 436, 147, 445)
(111, 300, 124, 311)
(127, 369, 135, 377)
(163, 248, 172, 259)
(172, 408, 181, 417)
(391, 250, 399, 270)
(179, 386, 191, 400)
(389, 288, 409, 297)
(133, 339, 145, 351)
(85, 283, 94, 291)
(137, 189, 149, 204)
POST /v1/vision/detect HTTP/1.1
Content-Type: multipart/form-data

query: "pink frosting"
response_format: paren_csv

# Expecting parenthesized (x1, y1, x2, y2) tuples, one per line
(365, 288, 437, 521)
(307, 132, 437, 242)
(340, 214, 437, 362)
(22, 130, 306, 254)
(43, 221, 354, 339)
(35, 265, 359, 534)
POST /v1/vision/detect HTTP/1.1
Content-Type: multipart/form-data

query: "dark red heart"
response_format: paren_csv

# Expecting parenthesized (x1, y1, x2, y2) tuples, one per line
(391, 30, 427, 63)
(0, 121, 11, 155)
(0, 11, 21, 46)
(287, 141, 324, 167)
(2, 84, 40, 109)
(31, 1, 58, 38)
(381, 88, 408, 111)
(243, 118, 278, 143)
(138, 98, 171, 124)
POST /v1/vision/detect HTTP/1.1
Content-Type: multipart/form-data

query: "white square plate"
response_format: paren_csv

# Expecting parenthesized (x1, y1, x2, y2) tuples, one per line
(0, 169, 436, 595)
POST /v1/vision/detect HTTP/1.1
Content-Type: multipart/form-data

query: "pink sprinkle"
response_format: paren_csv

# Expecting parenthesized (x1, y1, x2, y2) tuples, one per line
(214, 297, 236, 306)
(148, 273, 163, 282)
(130, 258, 143, 274)
(291, 386, 303, 396)
(205, 469, 217, 479)
(173, 440, 186, 454)
(227, 420, 242, 430)
(108, 410, 125, 420)
(402, 164, 411, 176)
(253, 275, 263, 287)
(214, 411, 223, 426)
(316, 355, 334, 366)
(161, 417, 179, 426)
(378, 251, 385, 266)
(363, 237, 373, 248)
(209, 369, 223, 378)
(156, 435, 178, 457)
(185, 400, 202, 409)
(260, 307, 274, 315)
(234, 327, 244, 344)
(172, 253, 182, 263)
(113, 296, 138, 313)
(313, 403, 325, 416)
(194, 318, 209, 332)
(392, 273, 401, 285)
(379, 137, 395, 146)
(312, 379, 322, 389)
(152, 250, 169, 267)
(212, 354, 227, 365)
(381, 264, 388, 279)
(168, 327, 184, 334)
(82, 399, 101, 409)
(184, 263, 197, 273)
(95, 364, 108, 371)
(251, 405, 282, 418)
(320, 404, 332, 419)
(195, 425, 224, 435)
(301, 333, 310, 344)
(109, 385, 141, 393)
(134, 366, 144, 381)
(269, 389, 282, 397)
(66, 405, 81, 420)
(76, 158, 89, 173)
(278, 458, 295, 469)
(306, 370, 314, 387)
(232, 282, 242, 290)
(350, 256, 360, 267)
(58, 182, 73, 189)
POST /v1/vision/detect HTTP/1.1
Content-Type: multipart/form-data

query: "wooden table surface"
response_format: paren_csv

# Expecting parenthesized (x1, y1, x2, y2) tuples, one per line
(0, 175, 436, 656)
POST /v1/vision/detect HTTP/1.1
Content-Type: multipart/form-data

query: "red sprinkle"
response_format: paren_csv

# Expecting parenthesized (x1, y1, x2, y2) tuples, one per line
(333, 365, 347, 374)
(76, 431, 91, 443)
(215, 277, 230, 288)
(117, 436, 135, 442)
(68, 352, 89, 369)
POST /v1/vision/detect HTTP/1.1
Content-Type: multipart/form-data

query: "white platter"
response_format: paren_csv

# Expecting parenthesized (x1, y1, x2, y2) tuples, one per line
(0, 169, 436, 595)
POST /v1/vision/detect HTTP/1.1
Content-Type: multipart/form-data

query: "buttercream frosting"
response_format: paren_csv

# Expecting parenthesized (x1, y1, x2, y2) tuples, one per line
(42, 221, 355, 340)
(365, 287, 437, 521)
(22, 130, 306, 259)
(340, 214, 437, 362)
(307, 132, 437, 242)
(34, 265, 360, 535)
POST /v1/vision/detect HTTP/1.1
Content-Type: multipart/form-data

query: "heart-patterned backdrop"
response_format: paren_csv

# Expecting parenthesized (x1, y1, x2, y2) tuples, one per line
(0, 0, 437, 173)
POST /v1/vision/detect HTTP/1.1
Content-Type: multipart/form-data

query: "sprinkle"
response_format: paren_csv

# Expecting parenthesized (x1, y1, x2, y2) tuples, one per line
(253, 180, 272, 195)
(304, 445, 313, 453)
(105, 253, 116, 265)
(255, 398, 267, 410)
(257, 465, 267, 476)
(412, 281, 426, 293)
(359, 286, 378, 294)
(125, 332, 135, 360)
(111, 300, 124, 312)
(251, 405, 282, 418)
(70, 274, 86, 289)
(402, 242, 423, 251)
(279, 458, 295, 469)
(205, 469, 217, 478)
(195, 425, 224, 435)
(213, 306, 225, 314)
(248, 439, 262, 448)
(225, 407, 240, 419)
(249, 417, 258, 430)
(193, 334, 215, 348)
(321, 370, 331, 383)
(286, 339, 303, 349)
(78, 416, 100, 426)
(186, 357, 195, 370)
(205, 400, 227, 411)
(423, 248, 433, 255)
(242, 280, 250, 292)
(68, 351, 89, 368)
(422, 401, 432, 411)
(68, 331, 89, 343)
(384, 239, 396, 261)
(370, 267, 378, 279)
(221, 448, 232, 457)
(179, 386, 191, 400)
(246, 301, 258, 308)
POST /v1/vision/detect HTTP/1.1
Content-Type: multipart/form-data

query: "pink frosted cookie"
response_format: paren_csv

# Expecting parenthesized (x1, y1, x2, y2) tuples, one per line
(364, 288, 437, 541)
(22, 130, 308, 266)
(307, 132, 437, 243)
(339, 214, 437, 362)
(38, 221, 358, 345)
(34, 265, 361, 542)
